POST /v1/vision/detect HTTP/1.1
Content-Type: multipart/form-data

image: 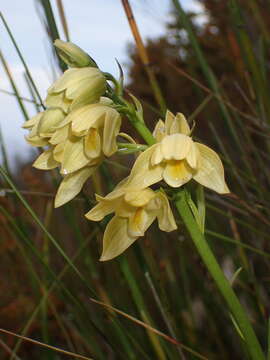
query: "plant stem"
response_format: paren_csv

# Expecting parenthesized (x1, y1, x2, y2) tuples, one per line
(38, 0, 67, 72)
(0, 12, 44, 108)
(0, 49, 29, 120)
(119, 257, 167, 360)
(120, 0, 166, 114)
(126, 113, 156, 145)
(174, 189, 265, 360)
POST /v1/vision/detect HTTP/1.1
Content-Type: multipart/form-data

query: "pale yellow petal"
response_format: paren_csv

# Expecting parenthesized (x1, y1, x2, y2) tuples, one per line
(45, 92, 71, 113)
(164, 110, 175, 135)
(49, 68, 103, 95)
(92, 178, 129, 204)
(151, 144, 163, 166)
(126, 145, 163, 189)
(128, 208, 156, 237)
(85, 199, 116, 221)
(86, 186, 134, 220)
(100, 216, 138, 261)
(53, 142, 65, 162)
(28, 119, 40, 137)
(69, 83, 104, 110)
(52, 68, 105, 111)
(163, 160, 193, 187)
(129, 145, 156, 177)
(169, 113, 191, 135)
(64, 76, 93, 99)
(154, 192, 177, 232)
(65, 68, 105, 99)
(70, 105, 103, 136)
(26, 118, 42, 143)
(186, 141, 199, 169)
(25, 135, 48, 147)
(95, 196, 131, 219)
(114, 176, 130, 189)
(61, 137, 90, 174)
(193, 143, 230, 194)
(102, 183, 127, 200)
(114, 200, 135, 218)
(152, 119, 166, 142)
(22, 112, 43, 129)
(161, 133, 192, 161)
(48, 68, 79, 93)
(102, 111, 121, 156)
(38, 108, 66, 137)
(84, 128, 101, 158)
(127, 165, 163, 190)
(33, 149, 59, 170)
(49, 124, 70, 145)
(55, 166, 96, 207)
(124, 188, 155, 207)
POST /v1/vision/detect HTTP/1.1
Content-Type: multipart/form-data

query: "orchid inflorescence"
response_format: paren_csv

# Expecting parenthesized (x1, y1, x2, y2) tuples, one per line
(23, 40, 229, 261)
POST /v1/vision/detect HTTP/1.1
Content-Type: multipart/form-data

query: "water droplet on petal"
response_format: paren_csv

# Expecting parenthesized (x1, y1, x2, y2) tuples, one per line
(63, 168, 68, 175)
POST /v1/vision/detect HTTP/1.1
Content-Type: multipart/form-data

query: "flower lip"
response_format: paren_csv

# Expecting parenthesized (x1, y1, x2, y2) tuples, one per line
(149, 133, 194, 168)
(163, 160, 194, 188)
(124, 188, 156, 207)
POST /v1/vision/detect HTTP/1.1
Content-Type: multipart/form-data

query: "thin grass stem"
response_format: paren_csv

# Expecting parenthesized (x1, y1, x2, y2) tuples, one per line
(120, 0, 166, 114)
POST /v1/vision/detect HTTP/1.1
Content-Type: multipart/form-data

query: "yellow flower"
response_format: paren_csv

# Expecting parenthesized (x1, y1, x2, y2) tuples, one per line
(60, 102, 121, 161)
(85, 186, 177, 261)
(126, 111, 229, 194)
(28, 100, 121, 208)
(54, 39, 96, 68)
(45, 67, 106, 112)
(48, 102, 121, 176)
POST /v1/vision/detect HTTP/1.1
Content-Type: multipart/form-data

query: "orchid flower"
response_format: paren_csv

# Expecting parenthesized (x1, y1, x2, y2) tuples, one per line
(126, 111, 229, 194)
(85, 186, 177, 261)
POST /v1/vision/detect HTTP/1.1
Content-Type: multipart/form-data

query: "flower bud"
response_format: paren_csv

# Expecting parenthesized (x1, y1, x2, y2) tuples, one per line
(54, 39, 97, 68)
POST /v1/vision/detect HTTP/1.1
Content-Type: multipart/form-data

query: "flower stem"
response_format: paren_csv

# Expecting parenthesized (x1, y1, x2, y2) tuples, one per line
(117, 142, 148, 150)
(106, 88, 156, 146)
(126, 114, 156, 145)
(174, 189, 264, 360)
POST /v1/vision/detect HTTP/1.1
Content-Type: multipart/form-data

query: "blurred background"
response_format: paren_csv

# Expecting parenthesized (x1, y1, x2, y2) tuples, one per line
(1, 0, 270, 359)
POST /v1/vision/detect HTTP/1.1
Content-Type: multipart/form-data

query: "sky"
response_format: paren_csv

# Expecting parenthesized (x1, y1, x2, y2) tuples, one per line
(0, 0, 203, 168)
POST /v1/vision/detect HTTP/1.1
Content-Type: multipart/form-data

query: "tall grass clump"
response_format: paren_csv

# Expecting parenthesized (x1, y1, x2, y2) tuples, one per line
(0, 0, 270, 359)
